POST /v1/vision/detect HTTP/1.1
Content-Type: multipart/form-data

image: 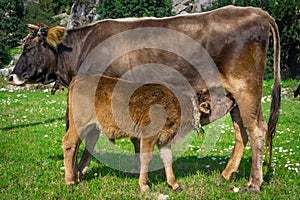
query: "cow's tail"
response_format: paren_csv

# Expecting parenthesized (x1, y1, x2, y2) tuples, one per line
(266, 18, 281, 170)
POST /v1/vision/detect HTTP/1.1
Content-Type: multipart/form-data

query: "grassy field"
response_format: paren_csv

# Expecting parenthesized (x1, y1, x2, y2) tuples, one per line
(0, 78, 299, 199)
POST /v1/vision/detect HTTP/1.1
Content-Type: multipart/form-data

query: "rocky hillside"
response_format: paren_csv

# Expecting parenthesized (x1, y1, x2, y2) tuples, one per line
(172, 0, 214, 14)
(66, 0, 215, 28)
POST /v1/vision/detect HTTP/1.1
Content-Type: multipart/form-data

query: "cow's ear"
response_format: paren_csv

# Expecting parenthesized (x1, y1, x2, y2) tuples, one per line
(45, 26, 66, 48)
(199, 102, 211, 114)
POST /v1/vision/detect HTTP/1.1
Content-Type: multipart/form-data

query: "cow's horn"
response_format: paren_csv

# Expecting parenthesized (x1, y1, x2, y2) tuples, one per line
(26, 24, 39, 31)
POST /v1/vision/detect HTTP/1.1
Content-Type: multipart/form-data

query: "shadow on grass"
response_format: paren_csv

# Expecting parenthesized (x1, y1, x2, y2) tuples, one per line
(0, 117, 65, 131)
(80, 152, 253, 184)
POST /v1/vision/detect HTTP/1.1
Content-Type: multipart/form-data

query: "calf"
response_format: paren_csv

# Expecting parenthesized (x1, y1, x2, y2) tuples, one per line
(62, 75, 234, 192)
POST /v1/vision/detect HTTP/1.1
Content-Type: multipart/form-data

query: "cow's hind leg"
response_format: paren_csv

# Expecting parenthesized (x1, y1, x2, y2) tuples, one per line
(159, 145, 181, 191)
(139, 137, 156, 192)
(245, 108, 267, 193)
(222, 106, 248, 180)
(62, 126, 81, 185)
(232, 95, 267, 193)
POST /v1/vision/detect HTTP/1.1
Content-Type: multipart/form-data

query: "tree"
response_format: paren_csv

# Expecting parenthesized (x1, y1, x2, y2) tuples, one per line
(97, 0, 173, 20)
(0, 0, 24, 68)
(23, 0, 72, 26)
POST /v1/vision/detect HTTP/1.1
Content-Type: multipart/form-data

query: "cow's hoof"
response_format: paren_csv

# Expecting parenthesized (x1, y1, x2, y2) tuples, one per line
(80, 166, 89, 175)
(140, 185, 150, 193)
(243, 185, 260, 194)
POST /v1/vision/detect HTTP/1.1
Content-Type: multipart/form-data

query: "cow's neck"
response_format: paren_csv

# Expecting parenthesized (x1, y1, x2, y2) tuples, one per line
(56, 24, 106, 87)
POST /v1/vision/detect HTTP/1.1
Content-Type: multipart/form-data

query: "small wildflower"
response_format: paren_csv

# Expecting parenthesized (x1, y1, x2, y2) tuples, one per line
(158, 194, 169, 200)
(233, 187, 239, 193)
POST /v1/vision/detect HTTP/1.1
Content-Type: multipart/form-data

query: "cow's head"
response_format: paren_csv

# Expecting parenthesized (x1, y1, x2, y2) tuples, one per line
(9, 24, 66, 85)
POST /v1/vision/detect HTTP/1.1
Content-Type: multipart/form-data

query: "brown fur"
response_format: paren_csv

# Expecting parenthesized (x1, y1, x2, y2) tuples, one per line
(11, 6, 281, 193)
(63, 75, 197, 191)
(45, 26, 66, 48)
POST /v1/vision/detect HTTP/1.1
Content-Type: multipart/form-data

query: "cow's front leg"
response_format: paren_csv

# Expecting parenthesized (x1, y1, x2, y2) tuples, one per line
(62, 127, 81, 185)
(222, 106, 248, 180)
(78, 128, 100, 175)
(139, 137, 156, 192)
(159, 145, 181, 191)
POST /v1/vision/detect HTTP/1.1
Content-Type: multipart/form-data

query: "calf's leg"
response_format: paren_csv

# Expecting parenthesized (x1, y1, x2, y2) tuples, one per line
(62, 126, 81, 185)
(159, 145, 181, 191)
(78, 128, 100, 175)
(222, 106, 248, 180)
(131, 138, 141, 173)
(139, 137, 156, 192)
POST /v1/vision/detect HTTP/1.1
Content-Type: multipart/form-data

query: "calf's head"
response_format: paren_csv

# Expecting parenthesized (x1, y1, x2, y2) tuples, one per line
(9, 24, 66, 85)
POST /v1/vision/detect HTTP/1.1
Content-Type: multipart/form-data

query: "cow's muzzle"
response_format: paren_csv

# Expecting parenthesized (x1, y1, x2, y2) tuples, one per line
(8, 74, 25, 85)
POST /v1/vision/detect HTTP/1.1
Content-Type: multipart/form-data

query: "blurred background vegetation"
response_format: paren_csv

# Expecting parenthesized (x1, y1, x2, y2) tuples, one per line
(0, 0, 299, 79)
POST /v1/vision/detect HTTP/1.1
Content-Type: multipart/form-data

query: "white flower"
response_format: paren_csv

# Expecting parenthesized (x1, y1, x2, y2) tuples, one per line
(158, 194, 169, 200)
(233, 187, 239, 193)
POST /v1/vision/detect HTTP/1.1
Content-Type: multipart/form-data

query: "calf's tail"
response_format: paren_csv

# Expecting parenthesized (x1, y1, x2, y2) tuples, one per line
(266, 19, 281, 170)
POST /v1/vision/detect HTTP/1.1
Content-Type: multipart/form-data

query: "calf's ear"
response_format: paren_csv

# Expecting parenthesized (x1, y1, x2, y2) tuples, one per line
(46, 26, 66, 48)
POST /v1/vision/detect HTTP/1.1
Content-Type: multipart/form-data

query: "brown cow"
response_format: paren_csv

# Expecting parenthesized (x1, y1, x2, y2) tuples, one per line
(63, 74, 234, 191)
(10, 6, 281, 193)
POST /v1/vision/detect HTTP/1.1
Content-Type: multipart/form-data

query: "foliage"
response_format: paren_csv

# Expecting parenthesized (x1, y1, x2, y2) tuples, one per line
(202, 0, 300, 80)
(23, 0, 72, 26)
(0, 0, 25, 68)
(0, 80, 299, 199)
(97, 0, 173, 20)
(0, 0, 72, 68)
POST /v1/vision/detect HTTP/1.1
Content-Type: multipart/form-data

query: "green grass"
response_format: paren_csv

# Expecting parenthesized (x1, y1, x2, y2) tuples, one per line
(0, 79, 299, 199)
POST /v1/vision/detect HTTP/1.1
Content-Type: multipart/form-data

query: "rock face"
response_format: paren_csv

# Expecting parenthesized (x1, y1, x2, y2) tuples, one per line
(172, 0, 215, 14)
(66, 0, 215, 28)
(67, 0, 100, 29)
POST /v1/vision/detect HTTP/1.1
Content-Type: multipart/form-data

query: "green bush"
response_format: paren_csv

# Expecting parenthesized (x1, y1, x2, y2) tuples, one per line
(97, 0, 172, 20)
(0, 0, 72, 68)
(0, 0, 24, 68)
(202, 0, 300, 80)
(23, 0, 72, 26)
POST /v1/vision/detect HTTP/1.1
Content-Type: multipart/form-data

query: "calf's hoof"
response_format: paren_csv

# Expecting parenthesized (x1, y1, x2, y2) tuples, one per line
(140, 185, 150, 193)
(221, 171, 230, 181)
(65, 180, 75, 186)
(169, 183, 182, 192)
(174, 186, 183, 192)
